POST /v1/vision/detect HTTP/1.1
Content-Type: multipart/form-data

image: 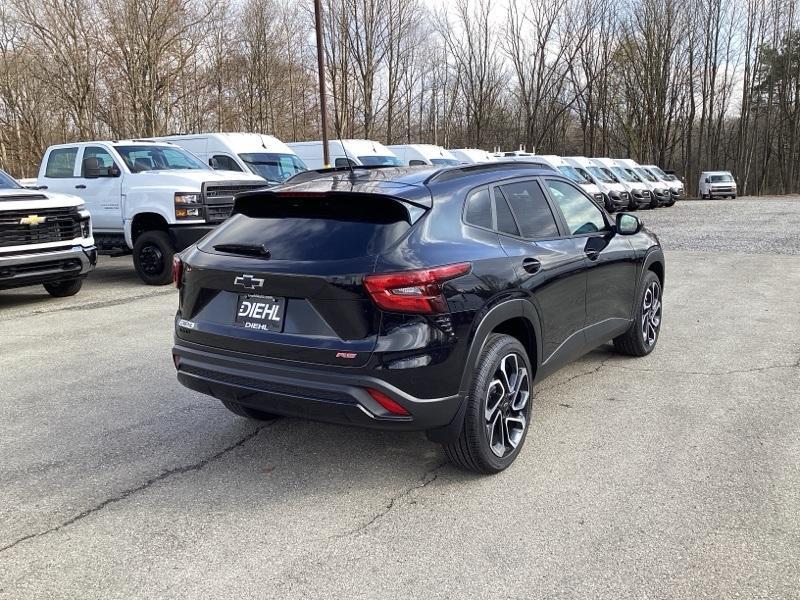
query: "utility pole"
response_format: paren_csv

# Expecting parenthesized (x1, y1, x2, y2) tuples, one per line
(313, 0, 330, 166)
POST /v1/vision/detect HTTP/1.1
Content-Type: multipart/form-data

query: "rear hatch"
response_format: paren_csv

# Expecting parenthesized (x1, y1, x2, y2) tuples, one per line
(177, 190, 427, 367)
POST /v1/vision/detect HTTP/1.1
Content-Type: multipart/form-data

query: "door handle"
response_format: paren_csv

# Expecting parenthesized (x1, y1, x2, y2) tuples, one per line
(585, 248, 600, 261)
(75, 184, 86, 189)
(522, 257, 541, 274)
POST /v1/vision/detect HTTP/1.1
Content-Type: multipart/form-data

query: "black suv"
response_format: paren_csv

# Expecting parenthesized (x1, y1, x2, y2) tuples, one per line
(172, 163, 664, 473)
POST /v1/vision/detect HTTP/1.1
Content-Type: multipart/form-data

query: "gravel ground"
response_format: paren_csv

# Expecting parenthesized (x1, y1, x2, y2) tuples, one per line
(643, 196, 800, 254)
(0, 196, 798, 599)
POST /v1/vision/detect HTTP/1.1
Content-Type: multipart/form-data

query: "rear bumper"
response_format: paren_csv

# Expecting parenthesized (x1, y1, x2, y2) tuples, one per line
(172, 338, 462, 431)
(0, 244, 96, 289)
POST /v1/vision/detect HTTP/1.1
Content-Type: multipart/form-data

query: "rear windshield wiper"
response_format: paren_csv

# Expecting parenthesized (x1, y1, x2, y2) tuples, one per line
(213, 243, 271, 258)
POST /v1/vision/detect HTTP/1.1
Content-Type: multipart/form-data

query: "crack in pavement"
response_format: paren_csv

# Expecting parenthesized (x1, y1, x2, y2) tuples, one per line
(536, 356, 615, 395)
(0, 421, 275, 556)
(0, 289, 175, 322)
(335, 460, 449, 539)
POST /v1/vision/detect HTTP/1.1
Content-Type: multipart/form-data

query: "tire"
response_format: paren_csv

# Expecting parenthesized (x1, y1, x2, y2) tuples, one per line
(444, 334, 533, 474)
(731, 195, 736, 199)
(220, 399, 279, 421)
(604, 197, 615, 213)
(43, 277, 83, 297)
(614, 270, 663, 357)
(133, 230, 175, 285)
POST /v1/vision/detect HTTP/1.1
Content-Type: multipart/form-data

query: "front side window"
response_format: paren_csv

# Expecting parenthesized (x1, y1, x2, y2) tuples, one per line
(430, 158, 460, 166)
(497, 180, 559, 239)
(213, 155, 243, 172)
(335, 157, 357, 168)
(546, 179, 606, 235)
(409, 159, 428, 166)
(82, 146, 117, 176)
(45, 147, 78, 178)
(115, 145, 208, 172)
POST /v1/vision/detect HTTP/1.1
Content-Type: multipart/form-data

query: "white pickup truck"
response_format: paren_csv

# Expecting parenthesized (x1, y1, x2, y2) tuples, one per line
(36, 140, 266, 284)
(1, 168, 96, 297)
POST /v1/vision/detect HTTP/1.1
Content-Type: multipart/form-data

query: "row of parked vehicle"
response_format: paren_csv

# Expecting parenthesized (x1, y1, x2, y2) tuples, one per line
(0, 131, 687, 297)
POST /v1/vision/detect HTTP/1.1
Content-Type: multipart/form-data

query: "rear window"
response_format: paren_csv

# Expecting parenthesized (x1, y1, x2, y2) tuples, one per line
(45, 148, 78, 178)
(200, 195, 415, 261)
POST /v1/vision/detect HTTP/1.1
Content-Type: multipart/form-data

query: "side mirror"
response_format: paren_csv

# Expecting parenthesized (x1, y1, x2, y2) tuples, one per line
(108, 165, 121, 177)
(616, 212, 642, 235)
(209, 157, 220, 169)
(704, 177, 710, 183)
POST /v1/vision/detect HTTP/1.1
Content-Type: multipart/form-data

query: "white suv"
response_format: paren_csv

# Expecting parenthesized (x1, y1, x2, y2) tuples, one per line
(0, 169, 95, 297)
(36, 140, 265, 284)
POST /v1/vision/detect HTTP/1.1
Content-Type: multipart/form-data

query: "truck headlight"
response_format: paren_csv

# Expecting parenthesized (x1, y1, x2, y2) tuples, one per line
(175, 192, 202, 219)
(80, 219, 91, 238)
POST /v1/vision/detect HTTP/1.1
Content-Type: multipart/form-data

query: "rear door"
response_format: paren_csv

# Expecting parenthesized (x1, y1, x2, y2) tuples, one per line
(177, 193, 422, 367)
(543, 178, 637, 344)
(491, 178, 588, 366)
(39, 146, 80, 196)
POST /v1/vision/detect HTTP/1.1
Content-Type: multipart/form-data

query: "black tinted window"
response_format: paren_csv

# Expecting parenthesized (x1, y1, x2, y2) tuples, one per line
(497, 180, 559, 238)
(213, 155, 242, 172)
(546, 179, 606, 235)
(464, 187, 492, 229)
(494, 192, 520, 236)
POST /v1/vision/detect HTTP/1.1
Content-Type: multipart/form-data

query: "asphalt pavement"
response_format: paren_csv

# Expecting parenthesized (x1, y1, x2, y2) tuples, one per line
(0, 197, 798, 599)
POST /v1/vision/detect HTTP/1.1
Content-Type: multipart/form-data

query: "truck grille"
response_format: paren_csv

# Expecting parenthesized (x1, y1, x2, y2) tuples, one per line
(0, 206, 81, 248)
(202, 182, 265, 224)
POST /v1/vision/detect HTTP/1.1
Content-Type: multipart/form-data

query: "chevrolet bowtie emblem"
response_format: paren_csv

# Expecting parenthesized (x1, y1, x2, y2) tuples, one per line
(234, 274, 264, 290)
(20, 215, 46, 226)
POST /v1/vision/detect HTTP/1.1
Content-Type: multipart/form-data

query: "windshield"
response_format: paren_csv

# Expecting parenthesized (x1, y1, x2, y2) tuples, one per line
(587, 166, 614, 183)
(239, 153, 307, 183)
(612, 167, 638, 183)
(357, 155, 403, 167)
(636, 168, 658, 182)
(651, 166, 669, 179)
(558, 165, 591, 184)
(0, 169, 22, 190)
(115, 145, 208, 172)
(709, 173, 734, 183)
(430, 158, 461, 166)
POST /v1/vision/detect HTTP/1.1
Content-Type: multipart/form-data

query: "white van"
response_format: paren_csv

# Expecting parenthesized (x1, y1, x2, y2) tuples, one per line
(386, 144, 460, 166)
(591, 158, 653, 209)
(493, 150, 535, 160)
(288, 139, 401, 170)
(157, 132, 306, 184)
(449, 148, 496, 164)
(699, 171, 737, 199)
(564, 156, 631, 212)
(616, 159, 671, 207)
(643, 164, 684, 200)
(534, 155, 606, 208)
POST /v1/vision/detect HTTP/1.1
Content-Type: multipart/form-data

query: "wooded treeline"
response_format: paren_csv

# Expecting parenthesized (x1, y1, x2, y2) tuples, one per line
(1, 0, 799, 194)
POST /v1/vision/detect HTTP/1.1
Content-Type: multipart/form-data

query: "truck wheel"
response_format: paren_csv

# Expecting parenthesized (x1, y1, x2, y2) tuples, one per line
(43, 278, 83, 297)
(133, 230, 174, 285)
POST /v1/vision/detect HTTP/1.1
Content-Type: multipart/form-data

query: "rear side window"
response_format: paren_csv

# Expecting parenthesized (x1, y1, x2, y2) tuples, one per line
(464, 187, 492, 229)
(45, 148, 78, 178)
(494, 192, 520, 236)
(497, 180, 559, 239)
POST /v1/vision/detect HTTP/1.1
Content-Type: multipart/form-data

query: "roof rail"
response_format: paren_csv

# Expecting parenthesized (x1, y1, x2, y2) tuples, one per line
(424, 160, 553, 184)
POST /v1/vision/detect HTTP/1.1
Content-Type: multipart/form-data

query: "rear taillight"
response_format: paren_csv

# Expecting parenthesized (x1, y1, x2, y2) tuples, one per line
(364, 262, 471, 314)
(172, 256, 183, 288)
